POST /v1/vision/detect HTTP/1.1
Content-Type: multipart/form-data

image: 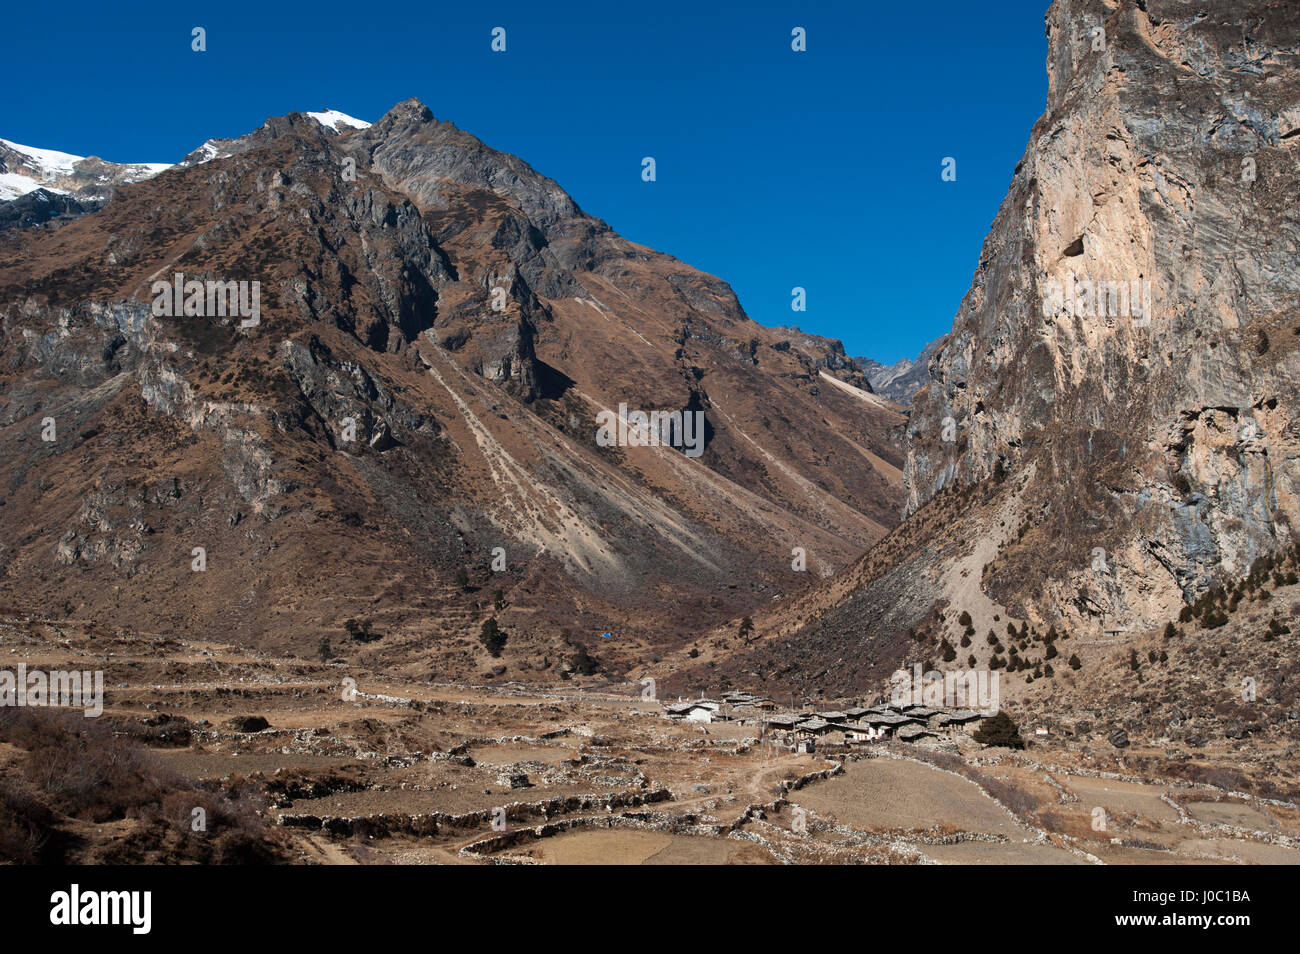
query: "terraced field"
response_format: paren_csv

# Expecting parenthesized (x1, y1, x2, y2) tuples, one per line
(2, 613, 1297, 865)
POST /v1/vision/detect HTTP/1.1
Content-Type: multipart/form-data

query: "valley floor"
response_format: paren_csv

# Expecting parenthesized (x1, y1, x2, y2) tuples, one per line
(1, 616, 1297, 865)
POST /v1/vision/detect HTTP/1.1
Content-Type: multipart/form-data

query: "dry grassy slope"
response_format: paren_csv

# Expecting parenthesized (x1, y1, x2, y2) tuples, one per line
(663, 470, 1021, 697)
(0, 101, 904, 678)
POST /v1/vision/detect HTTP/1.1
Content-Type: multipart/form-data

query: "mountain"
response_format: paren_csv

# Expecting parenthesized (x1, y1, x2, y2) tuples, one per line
(855, 335, 947, 407)
(0, 111, 381, 235)
(0, 99, 905, 681)
(0, 189, 93, 231)
(0, 138, 169, 208)
(670, 0, 1300, 705)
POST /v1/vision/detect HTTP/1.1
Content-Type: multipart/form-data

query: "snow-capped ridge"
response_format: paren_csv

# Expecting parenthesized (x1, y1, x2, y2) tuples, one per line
(0, 137, 170, 200)
(306, 109, 371, 132)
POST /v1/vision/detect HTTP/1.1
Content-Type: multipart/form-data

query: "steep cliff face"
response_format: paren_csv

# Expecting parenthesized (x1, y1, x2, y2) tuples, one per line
(681, 0, 1300, 698)
(906, 0, 1300, 634)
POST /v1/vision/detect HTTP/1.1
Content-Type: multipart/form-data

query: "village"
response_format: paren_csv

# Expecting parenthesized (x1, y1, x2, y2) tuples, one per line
(662, 690, 987, 752)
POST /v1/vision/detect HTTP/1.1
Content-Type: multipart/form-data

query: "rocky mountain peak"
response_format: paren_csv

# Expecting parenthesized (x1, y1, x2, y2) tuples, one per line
(359, 98, 590, 238)
(0, 97, 907, 671)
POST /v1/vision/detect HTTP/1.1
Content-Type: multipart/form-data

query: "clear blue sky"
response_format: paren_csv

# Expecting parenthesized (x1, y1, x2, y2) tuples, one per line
(2, 0, 1049, 364)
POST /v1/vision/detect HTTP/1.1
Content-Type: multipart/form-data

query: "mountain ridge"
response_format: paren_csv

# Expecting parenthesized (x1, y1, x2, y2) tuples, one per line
(0, 97, 906, 683)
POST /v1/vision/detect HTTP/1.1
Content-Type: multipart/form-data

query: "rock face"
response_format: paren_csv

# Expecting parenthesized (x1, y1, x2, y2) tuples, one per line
(0, 189, 92, 232)
(0, 99, 905, 674)
(856, 335, 947, 407)
(690, 0, 1300, 697)
(906, 0, 1300, 635)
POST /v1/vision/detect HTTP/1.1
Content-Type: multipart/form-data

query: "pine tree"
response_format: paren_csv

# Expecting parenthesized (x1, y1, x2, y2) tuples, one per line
(571, 643, 599, 675)
(479, 617, 506, 657)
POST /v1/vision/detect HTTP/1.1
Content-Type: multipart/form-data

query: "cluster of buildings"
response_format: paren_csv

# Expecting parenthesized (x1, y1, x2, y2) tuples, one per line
(663, 690, 772, 723)
(663, 691, 985, 752)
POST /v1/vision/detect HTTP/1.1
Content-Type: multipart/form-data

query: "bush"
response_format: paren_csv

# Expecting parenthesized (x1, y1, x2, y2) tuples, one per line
(972, 711, 1024, 749)
(0, 786, 58, 863)
(571, 644, 599, 676)
(0, 708, 286, 864)
(479, 617, 506, 657)
(1069, 654, 1082, 670)
(344, 618, 381, 643)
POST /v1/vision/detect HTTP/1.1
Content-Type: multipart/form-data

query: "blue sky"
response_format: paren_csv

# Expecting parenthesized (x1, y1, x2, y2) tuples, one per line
(2, 0, 1049, 364)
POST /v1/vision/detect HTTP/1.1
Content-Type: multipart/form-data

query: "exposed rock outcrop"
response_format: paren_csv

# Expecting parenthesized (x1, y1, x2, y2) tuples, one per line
(857, 334, 947, 407)
(692, 0, 1300, 699)
(907, 0, 1300, 634)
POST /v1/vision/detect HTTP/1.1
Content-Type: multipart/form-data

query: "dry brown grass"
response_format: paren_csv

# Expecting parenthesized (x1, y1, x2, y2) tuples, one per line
(0, 707, 289, 864)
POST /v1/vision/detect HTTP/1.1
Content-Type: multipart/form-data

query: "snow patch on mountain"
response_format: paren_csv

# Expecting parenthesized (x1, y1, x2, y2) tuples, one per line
(0, 138, 170, 200)
(0, 173, 61, 201)
(306, 110, 371, 132)
(0, 139, 82, 176)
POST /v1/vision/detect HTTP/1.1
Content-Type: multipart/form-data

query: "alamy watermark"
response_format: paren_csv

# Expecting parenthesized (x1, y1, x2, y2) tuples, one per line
(890, 663, 999, 715)
(595, 404, 705, 458)
(151, 272, 260, 328)
(0, 664, 104, 717)
(50, 884, 150, 934)
(1041, 275, 1153, 326)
